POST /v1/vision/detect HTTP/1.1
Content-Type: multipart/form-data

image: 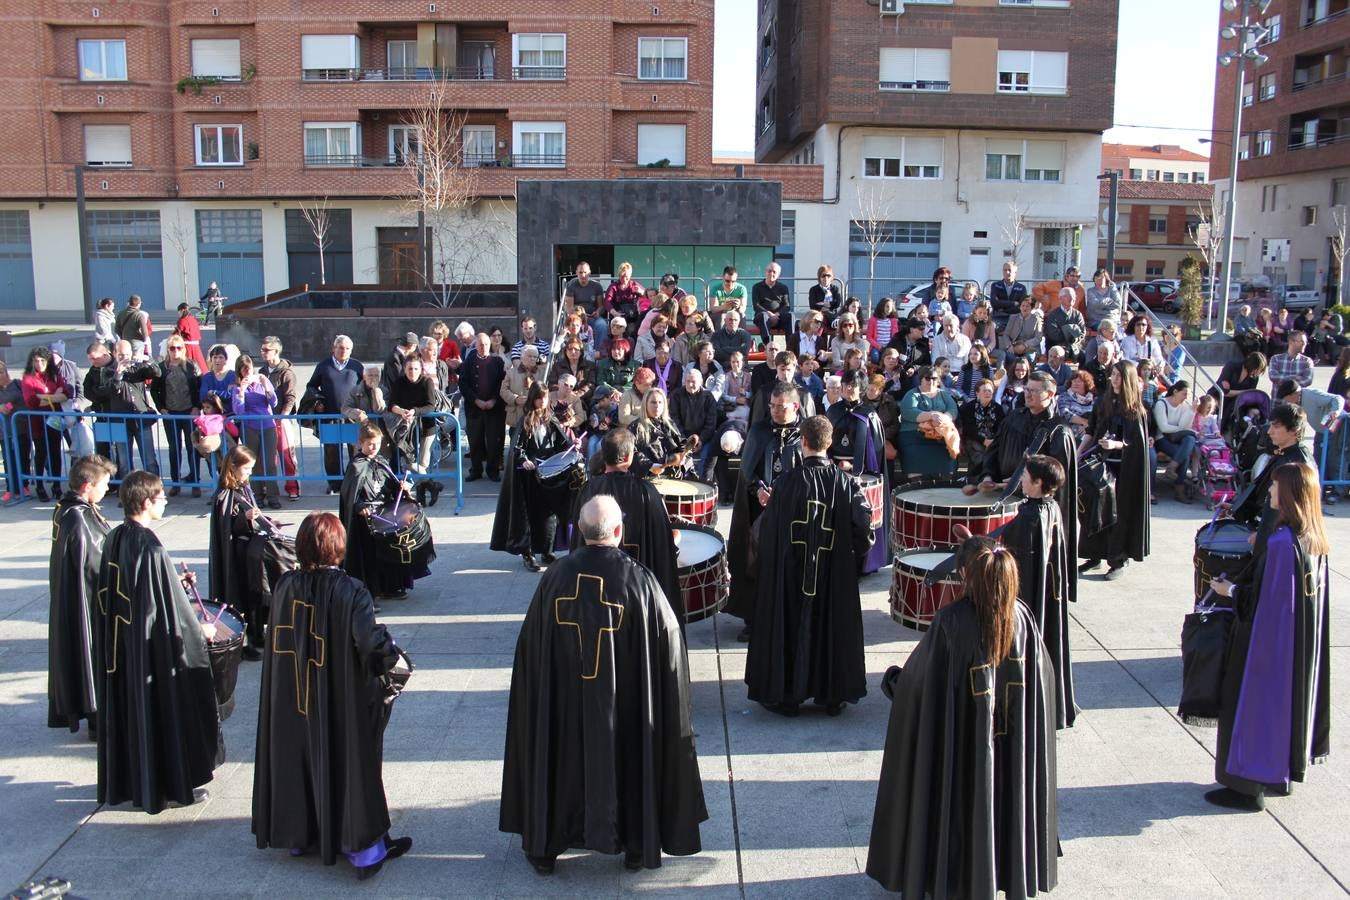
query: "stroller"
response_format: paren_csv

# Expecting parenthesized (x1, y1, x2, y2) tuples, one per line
(1228, 389, 1271, 474)
(1196, 439, 1240, 510)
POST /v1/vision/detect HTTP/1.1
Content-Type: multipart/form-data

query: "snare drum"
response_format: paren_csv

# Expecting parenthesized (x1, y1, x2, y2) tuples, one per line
(654, 478, 719, 527)
(381, 646, 415, 705)
(674, 523, 728, 622)
(536, 447, 587, 489)
(857, 474, 884, 530)
(195, 600, 244, 719)
(889, 550, 962, 631)
(890, 480, 1021, 553)
(368, 500, 436, 571)
(1194, 519, 1254, 602)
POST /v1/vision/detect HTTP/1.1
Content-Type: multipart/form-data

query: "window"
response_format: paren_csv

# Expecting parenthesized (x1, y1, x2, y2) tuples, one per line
(1148, 216, 1167, 234)
(195, 124, 242, 165)
(301, 35, 360, 81)
(878, 48, 951, 92)
(1114, 260, 1134, 279)
(1261, 184, 1280, 212)
(847, 220, 942, 286)
(1185, 214, 1202, 238)
(1237, 135, 1250, 160)
(462, 125, 495, 167)
(191, 39, 241, 80)
(1242, 82, 1254, 107)
(1193, 172, 1206, 183)
(197, 209, 262, 245)
(512, 121, 565, 167)
(985, 139, 1063, 182)
(512, 33, 565, 79)
(462, 41, 496, 79)
(1146, 169, 1159, 180)
(996, 50, 1067, 95)
(638, 37, 687, 80)
(79, 39, 127, 81)
(1129, 168, 1142, 179)
(863, 135, 944, 179)
(387, 40, 417, 77)
(759, 90, 775, 135)
(1256, 129, 1273, 157)
(1257, 72, 1276, 101)
(1333, 177, 1348, 207)
(303, 123, 358, 166)
(84, 124, 132, 166)
(388, 125, 420, 164)
(1262, 14, 1281, 43)
(999, 0, 1071, 6)
(1163, 171, 1175, 182)
(1145, 262, 1166, 278)
(1303, 205, 1318, 226)
(637, 124, 687, 167)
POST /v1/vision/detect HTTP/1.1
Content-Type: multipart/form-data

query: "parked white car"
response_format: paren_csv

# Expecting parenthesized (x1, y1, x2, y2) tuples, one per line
(1279, 284, 1322, 310)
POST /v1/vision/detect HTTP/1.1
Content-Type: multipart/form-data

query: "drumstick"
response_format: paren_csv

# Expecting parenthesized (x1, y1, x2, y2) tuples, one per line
(179, 563, 219, 624)
(392, 470, 411, 516)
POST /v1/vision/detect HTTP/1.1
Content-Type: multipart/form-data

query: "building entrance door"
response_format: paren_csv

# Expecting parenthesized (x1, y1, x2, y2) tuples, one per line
(967, 248, 990, 288)
(377, 227, 425, 288)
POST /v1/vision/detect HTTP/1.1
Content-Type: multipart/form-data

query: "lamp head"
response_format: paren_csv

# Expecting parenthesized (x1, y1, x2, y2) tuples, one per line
(1221, 24, 1238, 39)
(1222, 0, 1239, 11)
(1219, 53, 1235, 66)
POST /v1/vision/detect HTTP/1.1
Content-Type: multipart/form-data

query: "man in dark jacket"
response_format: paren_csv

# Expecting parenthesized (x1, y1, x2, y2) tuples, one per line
(104, 340, 160, 477)
(711, 310, 754, 368)
(302, 335, 363, 493)
(988, 261, 1028, 319)
(669, 368, 719, 479)
(148, 338, 202, 494)
(460, 331, 507, 481)
(259, 336, 301, 500)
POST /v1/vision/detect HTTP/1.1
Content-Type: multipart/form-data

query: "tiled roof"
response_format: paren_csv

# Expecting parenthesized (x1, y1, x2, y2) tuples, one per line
(1099, 179, 1216, 201)
(1101, 143, 1210, 163)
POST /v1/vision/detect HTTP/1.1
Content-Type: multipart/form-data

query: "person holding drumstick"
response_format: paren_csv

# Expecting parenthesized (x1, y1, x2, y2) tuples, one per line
(339, 424, 420, 604)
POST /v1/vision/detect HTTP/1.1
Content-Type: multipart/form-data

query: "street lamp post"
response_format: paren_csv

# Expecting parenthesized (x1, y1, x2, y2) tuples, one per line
(1097, 171, 1119, 280)
(1216, 0, 1272, 336)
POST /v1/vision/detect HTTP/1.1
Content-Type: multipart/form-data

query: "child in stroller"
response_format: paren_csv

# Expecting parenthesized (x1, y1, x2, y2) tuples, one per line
(1192, 393, 1238, 509)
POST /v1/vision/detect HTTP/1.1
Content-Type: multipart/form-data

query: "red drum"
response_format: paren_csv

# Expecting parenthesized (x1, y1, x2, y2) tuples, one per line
(889, 550, 962, 631)
(674, 523, 728, 622)
(654, 478, 718, 527)
(857, 474, 884, 530)
(890, 480, 1021, 553)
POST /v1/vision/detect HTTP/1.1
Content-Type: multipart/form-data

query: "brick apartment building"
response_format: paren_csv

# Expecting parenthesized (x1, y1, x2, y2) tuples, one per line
(1209, 0, 1349, 301)
(0, 1, 820, 318)
(1101, 143, 1210, 185)
(1096, 144, 1215, 283)
(754, 0, 1118, 305)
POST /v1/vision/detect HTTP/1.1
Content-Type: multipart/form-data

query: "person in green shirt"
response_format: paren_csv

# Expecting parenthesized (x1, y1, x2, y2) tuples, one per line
(708, 265, 748, 324)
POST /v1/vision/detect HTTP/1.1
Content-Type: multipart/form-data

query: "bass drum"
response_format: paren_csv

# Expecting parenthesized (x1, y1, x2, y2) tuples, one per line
(196, 600, 244, 721)
(889, 549, 962, 632)
(368, 500, 437, 572)
(1193, 518, 1254, 603)
(674, 523, 728, 622)
(653, 477, 718, 527)
(890, 479, 1020, 553)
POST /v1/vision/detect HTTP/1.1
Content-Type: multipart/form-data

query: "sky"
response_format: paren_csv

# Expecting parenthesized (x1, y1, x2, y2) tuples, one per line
(712, 0, 1221, 157)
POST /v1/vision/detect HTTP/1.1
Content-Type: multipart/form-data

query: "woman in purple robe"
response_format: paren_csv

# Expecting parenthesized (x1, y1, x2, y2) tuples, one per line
(1207, 462, 1331, 811)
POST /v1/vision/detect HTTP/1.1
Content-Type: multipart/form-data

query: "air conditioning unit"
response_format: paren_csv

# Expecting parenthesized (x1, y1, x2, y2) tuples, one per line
(880, 0, 905, 14)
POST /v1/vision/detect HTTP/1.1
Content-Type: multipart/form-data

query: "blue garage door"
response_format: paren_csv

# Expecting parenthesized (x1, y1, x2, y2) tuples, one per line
(197, 209, 264, 302)
(87, 210, 165, 311)
(0, 211, 36, 310)
(848, 219, 941, 301)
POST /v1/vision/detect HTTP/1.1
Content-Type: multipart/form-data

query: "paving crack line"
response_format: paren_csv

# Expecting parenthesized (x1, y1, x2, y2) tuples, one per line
(710, 612, 746, 899)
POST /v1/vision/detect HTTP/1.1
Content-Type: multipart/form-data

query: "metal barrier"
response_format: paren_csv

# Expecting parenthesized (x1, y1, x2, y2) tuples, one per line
(555, 274, 710, 314)
(5, 409, 465, 514)
(1318, 414, 1349, 490)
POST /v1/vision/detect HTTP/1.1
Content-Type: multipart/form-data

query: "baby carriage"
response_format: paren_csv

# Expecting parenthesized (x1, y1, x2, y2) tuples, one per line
(1228, 389, 1271, 474)
(1196, 440, 1240, 510)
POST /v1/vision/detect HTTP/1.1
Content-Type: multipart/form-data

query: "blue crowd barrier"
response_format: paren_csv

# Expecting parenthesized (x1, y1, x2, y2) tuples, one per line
(1318, 414, 1349, 490)
(4, 409, 465, 514)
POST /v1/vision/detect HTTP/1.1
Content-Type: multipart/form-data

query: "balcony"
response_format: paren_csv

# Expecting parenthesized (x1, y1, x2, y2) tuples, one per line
(302, 152, 561, 169)
(879, 79, 951, 92)
(1287, 104, 1349, 151)
(1301, 0, 1348, 28)
(302, 65, 505, 83)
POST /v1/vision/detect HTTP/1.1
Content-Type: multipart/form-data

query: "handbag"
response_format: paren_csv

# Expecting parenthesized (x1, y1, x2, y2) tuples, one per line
(1178, 601, 1234, 724)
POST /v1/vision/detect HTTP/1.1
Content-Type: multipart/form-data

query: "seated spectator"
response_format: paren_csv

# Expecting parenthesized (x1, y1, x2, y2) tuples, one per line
(563, 261, 605, 319)
(787, 310, 832, 363)
(1084, 269, 1125, 330)
(637, 298, 678, 339)
(956, 378, 1004, 481)
(596, 339, 637, 392)
(1036, 346, 1074, 391)
(685, 341, 726, 401)
(720, 351, 753, 420)
(1060, 369, 1096, 437)
(830, 314, 869, 369)
(674, 291, 706, 333)
(641, 336, 681, 394)
(711, 310, 754, 368)
(953, 281, 979, 321)
(1082, 319, 1121, 367)
(877, 348, 908, 400)
(962, 301, 998, 356)
(1031, 266, 1086, 315)
(865, 297, 901, 362)
(833, 296, 864, 332)
(808, 266, 844, 318)
(551, 338, 596, 405)
(1042, 287, 1087, 359)
(1311, 308, 1349, 362)
(670, 368, 719, 479)
(618, 367, 656, 427)
(672, 313, 708, 366)
(708, 266, 749, 323)
(603, 262, 646, 327)
(954, 344, 1001, 403)
(838, 347, 867, 381)
(886, 318, 931, 391)
(931, 314, 972, 366)
(510, 316, 550, 362)
(558, 312, 596, 362)
(795, 355, 825, 405)
(1154, 380, 1200, 501)
(1160, 325, 1186, 384)
(750, 262, 794, 345)
(998, 295, 1043, 359)
(1119, 315, 1164, 368)
(549, 373, 586, 429)
(995, 354, 1033, 412)
(635, 314, 673, 362)
(1084, 340, 1118, 391)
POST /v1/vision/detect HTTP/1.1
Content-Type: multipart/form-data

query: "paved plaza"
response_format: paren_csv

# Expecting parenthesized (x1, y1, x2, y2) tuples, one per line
(1, 469, 1349, 898)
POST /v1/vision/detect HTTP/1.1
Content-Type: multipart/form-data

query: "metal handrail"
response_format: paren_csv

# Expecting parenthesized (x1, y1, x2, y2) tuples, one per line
(302, 66, 503, 82)
(1123, 291, 1221, 400)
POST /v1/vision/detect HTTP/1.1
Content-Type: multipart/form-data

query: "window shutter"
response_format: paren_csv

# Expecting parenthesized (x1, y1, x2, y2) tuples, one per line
(301, 35, 359, 69)
(1025, 140, 1065, 169)
(637, 124, 686, 166)
(913, 49, 950, 83)
(986, 139, 1023, 157)
(862, 136, 902, 158)
(879, 48, 916, 83)
(997, 50, 1032, 73)
(904, 136, 944, 168)
(84, 124, 132, 164)
(191, 39, 241, 78)
(1031, 52, 1067, 91)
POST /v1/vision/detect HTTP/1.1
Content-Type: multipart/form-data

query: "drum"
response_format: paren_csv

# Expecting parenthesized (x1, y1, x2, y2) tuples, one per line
(381, 646, 415, 705)
(654, 477, 719, 527)
(857, 474, 884, 530)
(889, 549, 962, 631)
(195, 600, 244, 720)
(890, 480, 1021, 553)
(536, 447, 587, 489)
(368, 500, 437, 570)
(1194, 518, 1254, 603)
(674, 523, 728, 622)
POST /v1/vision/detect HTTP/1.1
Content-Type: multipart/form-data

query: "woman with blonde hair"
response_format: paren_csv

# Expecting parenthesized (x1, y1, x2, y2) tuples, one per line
(630, 387, 692, 479)
(1207, 463, 1331, 811)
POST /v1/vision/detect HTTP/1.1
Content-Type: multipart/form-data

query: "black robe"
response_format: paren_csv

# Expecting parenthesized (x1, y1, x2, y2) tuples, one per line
(631, 418, 692, 479)
(745, 457, 873, 708)
(826, 398, 890, 575)
(96, 521, 220, 813)
(1081, 407, 1151, 564)
(1215, 527, 1331, 796)
(726, 419, 804, 623)
(500, 545, 707, 867)
(340, 453, 418, 596)
(48, 493, 111, 731)
(491, 419, 576, 557)
(209, 485, 297, 637)
(253, 567, 402, 863)
(1231, 442, 1314, 545)
(867, 599, 1058, 899)
(1001, 496, 1076, 729)
(569, 470, 681, 620)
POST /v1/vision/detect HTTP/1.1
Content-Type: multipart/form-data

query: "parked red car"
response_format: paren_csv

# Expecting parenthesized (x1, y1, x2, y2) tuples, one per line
(1126, 282, 1178, 314)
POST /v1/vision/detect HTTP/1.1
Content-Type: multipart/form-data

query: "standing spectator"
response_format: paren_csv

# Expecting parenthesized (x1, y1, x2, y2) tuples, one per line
(417, 336, 451, 397)
(1084, 268, 1125, 330)
(563, 260, 605, 319)
(807, 265, 844, 317)
(258, 335, 300, 501)
(670, 368, 719, 479)
(432, 321, 463, 387)
(487, 325, 511, 362)
(232, 353, 281, 509)
(302, 335, 363, 494)
(711, 309, 754, 367)
(93, 296, 117, 349)
(149, 336, 202, 497)
(83, 342, 119, 462)
(114, 294, 152, 359)
(340, 366, 387, 438)
(45, 341, 84, 456)
(1081, 361, 1152, 579)
(501, 345, 542, 431)
(200, 344, 237, 413)
(603, 262, 646, 327)
(460, 331, 507, 481)
(1032, 265, 1086, 315)
(1268, 330, 1315, 389)
(750, 261, 794, 346)
(865, 297, 901, 362)
(381, 333, 418, 395)
(19, 347, 68, 501)
(988, 261, 1028, 318)
(1043, 287, 1087, 359)
(109, 341, 160, 478)
(174, 302, 208, 370)
(510, 316, 551, 362)
(0, 362, 23, 500)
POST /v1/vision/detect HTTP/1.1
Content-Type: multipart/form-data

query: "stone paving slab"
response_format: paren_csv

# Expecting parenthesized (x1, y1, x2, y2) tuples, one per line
(1, 481, 1348, 898)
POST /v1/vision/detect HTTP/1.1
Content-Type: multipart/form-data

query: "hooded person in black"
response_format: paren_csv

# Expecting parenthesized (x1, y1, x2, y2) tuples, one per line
(1079, 361, 1151, 580)
(825, 369, 889, 575)
(745, 415, 873, 716)
(339, 423, 428, 602)
(253, 512, 412, 880)
(96, 471, 220, 813)
(868, 537, 1058, 898)
(501, 494, 706, 874)
(727, 381, 806, 640)
(1230, 402, 1314, 545)
(48, 454, 116, 737)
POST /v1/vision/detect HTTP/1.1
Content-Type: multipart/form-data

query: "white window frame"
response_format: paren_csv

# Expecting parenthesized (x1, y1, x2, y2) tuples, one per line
(996, 50, 1068, 95)
(78, 39, 127, 81)
(190, 39, 242, 80)
(878, 48, 951, 93)
(637, 123, 688, 167)
(1256, 129, 1273, 157)
(1257, 72, 1276, 101)
(985, 139, 1063, 183)
(462, 125, 496, 167)
(862, 135, 944, 180)
(999, 0, 1071, 6)
(1162, 171, 1175, 182)
(511, 121, 565, 168)
(303, 122, 359, 167)
(637, 37, 688, 81)
(194, 124, 243, 166)
(1129, 168, 1142, 179)
(84, 124, 133, 167)
(511, 33, 566, 80)
(387, 125, 421, 164)
(386, 40, 418, 78)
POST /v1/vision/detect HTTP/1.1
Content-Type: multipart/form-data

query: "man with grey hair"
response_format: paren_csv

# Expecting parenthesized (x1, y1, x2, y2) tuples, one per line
(302, 335, 363, 493)
(669, 368, 718, 479)
(1043, 286, 1087, 359)
(751, 261, 793, 347)
(502, 494, 706, 875)
(258, 335, 300, 500)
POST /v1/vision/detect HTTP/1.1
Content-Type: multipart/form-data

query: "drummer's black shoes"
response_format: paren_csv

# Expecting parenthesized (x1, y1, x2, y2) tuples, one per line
(541, 551, 558, 564)
(624, 851, 645, 871)
(523, 554, 543, 572)
(1204, 787, 1265, 812)
(1104, 560, 1128, 581)
(1078, 558, 1102, 574)
(765, 702, 800, 718)
(488, 469, 501, 482)
(384, 834, 413, 860)
(241, 645, 262, 662)
(427, 481, 444, 506)
(465, 471, 482, 482)
(355, 860, 384, 881)
(413, 482, 429, 507)
(527, 853, 557, 875)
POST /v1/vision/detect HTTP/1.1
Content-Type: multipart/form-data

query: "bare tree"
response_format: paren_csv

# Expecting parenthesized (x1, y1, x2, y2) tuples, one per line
(1191, 200, 1224, 327)
(1000, 198, 1030, 271)
(1332, 205, 1347, 306)
(162, 211, 195, 308)
(852, 184, 894, 305)
(297, 197, 333, 285)
(399, 77, 515, 307)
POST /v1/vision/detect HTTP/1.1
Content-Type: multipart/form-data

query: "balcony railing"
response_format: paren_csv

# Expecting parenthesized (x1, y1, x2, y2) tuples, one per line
(300, 65, 566, 83)
(1288, 132, 1349, 151)
(1292, 70, 1347, 92)
(511, 66, 566, 81)
(1301, 6, 1348, 28)
(879, 80, 951, 92)
(302, 153, 564, 168)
